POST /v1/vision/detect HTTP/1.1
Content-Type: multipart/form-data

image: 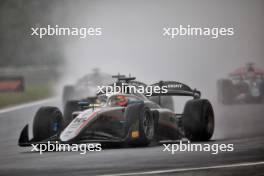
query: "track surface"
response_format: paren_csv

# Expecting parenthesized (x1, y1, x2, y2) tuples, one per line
(0, 99, 264, 176)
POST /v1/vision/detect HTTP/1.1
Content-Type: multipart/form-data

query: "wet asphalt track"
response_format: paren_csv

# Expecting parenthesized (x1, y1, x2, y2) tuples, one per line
(0, 99, 264, 176)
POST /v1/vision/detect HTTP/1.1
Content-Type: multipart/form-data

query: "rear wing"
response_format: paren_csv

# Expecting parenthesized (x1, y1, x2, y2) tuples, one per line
(149, 81, 201, 99)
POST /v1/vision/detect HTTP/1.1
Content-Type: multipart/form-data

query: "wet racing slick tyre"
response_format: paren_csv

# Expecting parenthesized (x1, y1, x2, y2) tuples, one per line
(183, 99, 214, 141)
(137, 107, 155, 146)
(126, 103, 155, 147)
(33, 107, 64, 141)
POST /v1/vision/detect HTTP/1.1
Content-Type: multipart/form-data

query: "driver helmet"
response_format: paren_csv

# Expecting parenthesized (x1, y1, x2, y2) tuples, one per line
(112, 95, 128, 106)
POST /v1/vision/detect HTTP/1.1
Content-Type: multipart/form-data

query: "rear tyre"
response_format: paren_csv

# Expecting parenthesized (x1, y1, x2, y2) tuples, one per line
(33, 107, 64, 141)
(183, 99, 214, 141)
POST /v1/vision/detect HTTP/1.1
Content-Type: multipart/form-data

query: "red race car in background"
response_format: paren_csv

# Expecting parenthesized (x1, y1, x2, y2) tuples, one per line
(217, 63, 264, 104)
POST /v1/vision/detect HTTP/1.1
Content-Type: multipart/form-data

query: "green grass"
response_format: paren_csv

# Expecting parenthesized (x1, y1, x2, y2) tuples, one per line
(0, 84, 53, 109)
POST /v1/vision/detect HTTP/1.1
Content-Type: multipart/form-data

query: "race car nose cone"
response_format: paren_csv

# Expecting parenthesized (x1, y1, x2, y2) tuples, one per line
(60, 108, 100, 142)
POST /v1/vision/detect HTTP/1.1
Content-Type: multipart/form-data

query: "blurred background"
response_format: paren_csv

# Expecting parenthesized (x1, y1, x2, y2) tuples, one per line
(0, 0, 264, 138)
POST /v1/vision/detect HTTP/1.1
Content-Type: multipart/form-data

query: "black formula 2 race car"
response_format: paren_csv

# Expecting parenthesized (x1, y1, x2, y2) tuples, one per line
(18, 76, 215, 148)
(217, 63, 264, 104)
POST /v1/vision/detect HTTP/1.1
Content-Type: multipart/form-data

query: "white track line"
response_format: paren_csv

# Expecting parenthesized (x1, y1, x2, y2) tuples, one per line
(0, 98, 55, 114)
(99, 161, 264, 176)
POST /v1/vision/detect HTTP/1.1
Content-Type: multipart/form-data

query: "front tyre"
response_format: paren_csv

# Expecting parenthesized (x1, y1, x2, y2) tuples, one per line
(126, 103, 155, 147)
(183, 99, 214, 141)
(33, 107, 64, 141)
(140, 108, 155, 143)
